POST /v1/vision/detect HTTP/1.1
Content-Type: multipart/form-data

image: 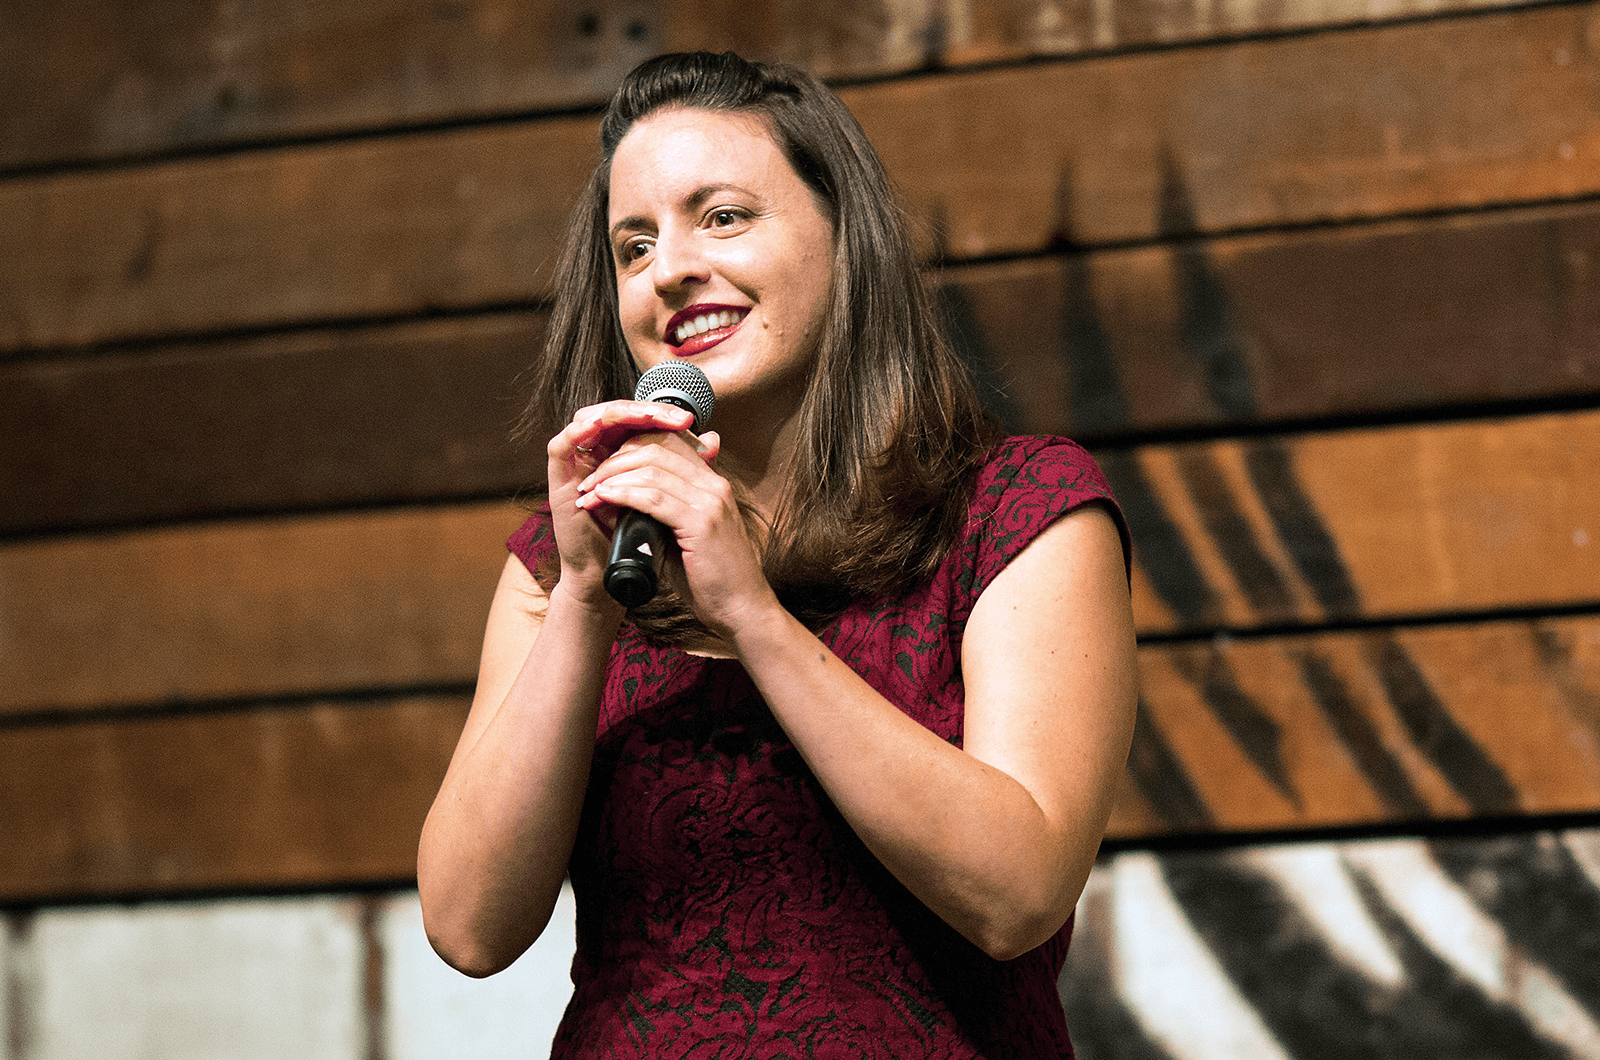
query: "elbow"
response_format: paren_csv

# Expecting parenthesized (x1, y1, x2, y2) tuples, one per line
(424, 922, 524, 979)
(961, 871, 1084, 961)
(970, 909, 1066, 963)
(417, 886, 543, 979)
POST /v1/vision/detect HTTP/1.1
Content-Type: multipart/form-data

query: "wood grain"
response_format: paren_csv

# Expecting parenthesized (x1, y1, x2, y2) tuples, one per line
(1108, 614, 1600, 837)
(1117, 408, 1600, 634)
(0, 0, 1548, 170)
(946, 198, 1600, 437)
(3, 615, 1595, 900)
(5, 6, 1597, 352)
(0, 502, 524, 716)
(9, 197, 1596, 534)
(0, 116, 594, 352)
(0, 695, 469, 903)
(0, 313, 545, 534)
(4, 409, 1598, 715)
(844, 4, 1600, 257)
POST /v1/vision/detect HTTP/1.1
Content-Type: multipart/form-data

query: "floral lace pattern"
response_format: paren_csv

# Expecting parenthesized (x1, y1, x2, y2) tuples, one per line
(508, 437, 1126, 1059)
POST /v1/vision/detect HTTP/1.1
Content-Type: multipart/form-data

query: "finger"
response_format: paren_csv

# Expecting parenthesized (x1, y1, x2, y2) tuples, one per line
(578, 434, 720, 496)
(552, 402, 695, 468)
(576, 464, 728, 531)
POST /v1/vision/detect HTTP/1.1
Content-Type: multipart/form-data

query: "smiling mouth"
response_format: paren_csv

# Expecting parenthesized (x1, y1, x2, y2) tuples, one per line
(670, 307, 748, 347)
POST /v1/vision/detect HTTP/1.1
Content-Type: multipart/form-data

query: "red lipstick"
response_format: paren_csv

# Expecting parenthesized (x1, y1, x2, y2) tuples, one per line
(666, 304, 748, 356)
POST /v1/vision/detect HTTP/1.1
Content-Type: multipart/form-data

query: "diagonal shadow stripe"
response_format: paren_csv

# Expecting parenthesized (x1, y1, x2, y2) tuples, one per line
(1098, 450, 1220, 629)
(1127, 700, 1216, 831)
(1367, 635, 1519, 816)
(1429, 831, 1600, 1020)
(1060, 887, 1176, 1060)
(1159, 153, 1259, 424)
(1062, 253, 1133, 436)
(1161, 851, 1446, 1059)
(1053, 160, 1131, 437)
(1348, 862, 1572, 1060)
(1169, 645, 1301, 809)
(1295, 649, 1431, 819)
(1244, 441, 1362, 620)
(937, 281, 1025, 435)
(1175, 448, 1297, 620)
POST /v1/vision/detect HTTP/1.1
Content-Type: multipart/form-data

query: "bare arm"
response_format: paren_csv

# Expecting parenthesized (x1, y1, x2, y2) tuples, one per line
(417, 400, 702, 978)
(416, 558, 621, 977)
(728, 506, 1137, 959)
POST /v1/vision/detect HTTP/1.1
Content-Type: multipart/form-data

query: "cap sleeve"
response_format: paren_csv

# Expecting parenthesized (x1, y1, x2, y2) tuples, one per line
(970, 437, 1131, 597)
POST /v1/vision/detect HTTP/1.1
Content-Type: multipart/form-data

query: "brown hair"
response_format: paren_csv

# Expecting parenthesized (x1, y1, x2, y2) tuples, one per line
(519, 51, 998, 639)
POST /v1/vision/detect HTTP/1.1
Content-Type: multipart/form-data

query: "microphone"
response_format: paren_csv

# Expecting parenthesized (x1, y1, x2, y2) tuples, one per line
(604, 361, 716, 607)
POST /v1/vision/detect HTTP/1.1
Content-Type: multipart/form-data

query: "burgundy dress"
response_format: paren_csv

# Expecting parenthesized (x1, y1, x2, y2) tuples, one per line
(507, 437, 1128, 1059)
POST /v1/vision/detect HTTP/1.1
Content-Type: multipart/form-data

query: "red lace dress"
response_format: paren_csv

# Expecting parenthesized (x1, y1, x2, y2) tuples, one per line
(507, 437, 1128, 1059)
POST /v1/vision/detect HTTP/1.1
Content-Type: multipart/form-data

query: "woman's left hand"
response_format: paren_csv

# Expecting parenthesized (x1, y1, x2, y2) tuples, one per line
(574, 428, 778, 636)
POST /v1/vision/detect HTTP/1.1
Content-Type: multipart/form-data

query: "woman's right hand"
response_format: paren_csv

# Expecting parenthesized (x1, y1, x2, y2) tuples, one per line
(545, 399, 702, 604)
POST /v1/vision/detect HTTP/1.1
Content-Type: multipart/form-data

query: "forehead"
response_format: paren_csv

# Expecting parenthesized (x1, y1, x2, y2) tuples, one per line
(607, 107, 798, 216)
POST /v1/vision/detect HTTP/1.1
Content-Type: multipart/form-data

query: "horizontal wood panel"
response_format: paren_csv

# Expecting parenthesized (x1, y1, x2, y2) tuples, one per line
(4, 410, 1599, 715)
(1108, 614, 1600, 837)
(0, 503, 524, 716)
(3, 616, 1595, 900)
(0, 695, 468, 903)
(0, 0, 1546, 171)
(0, 116, 594, 352)
(1118, 407, 1600, 634)
(6, 6, 1597, 352)
(845, 4, 1600, 255)
(950, 198, 1600, 436)
(0, 313, 545, 534)
(10, 198, 1596, 534)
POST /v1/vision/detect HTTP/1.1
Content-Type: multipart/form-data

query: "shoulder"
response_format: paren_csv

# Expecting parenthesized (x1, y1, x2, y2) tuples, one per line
(506, 499, 559, 590)
(965, 436, 1131, 588)
(971, 436, 1117, 510)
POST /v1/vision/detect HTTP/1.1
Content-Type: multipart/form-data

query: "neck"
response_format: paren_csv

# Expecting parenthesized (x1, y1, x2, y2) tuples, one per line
(707, 394, 803, 520)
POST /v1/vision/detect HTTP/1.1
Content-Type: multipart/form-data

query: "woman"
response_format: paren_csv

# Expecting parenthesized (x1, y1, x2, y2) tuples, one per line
(418, 51, 1137, 1058)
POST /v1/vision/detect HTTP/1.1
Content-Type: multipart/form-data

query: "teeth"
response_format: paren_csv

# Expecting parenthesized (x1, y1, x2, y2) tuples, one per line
(675, 310, 742, 343)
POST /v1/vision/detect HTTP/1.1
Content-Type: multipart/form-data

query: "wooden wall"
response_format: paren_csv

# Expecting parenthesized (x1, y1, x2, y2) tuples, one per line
(4, 0, 1598, 928)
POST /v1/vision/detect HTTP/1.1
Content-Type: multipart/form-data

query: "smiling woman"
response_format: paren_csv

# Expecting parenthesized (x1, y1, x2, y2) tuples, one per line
(609, 106, 835, 445)
(416, 51, 1138, 1059)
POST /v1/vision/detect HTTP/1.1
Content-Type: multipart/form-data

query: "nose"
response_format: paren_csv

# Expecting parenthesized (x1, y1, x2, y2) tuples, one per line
(651, 228, 709, 294)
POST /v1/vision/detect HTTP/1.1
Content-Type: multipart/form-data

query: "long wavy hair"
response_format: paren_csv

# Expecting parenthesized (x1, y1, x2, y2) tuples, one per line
(519, 51, 998, 641)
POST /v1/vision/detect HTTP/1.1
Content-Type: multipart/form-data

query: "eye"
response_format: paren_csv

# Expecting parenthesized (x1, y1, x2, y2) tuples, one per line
(706, 207, 747, 229)
(618, 236, 653, 263)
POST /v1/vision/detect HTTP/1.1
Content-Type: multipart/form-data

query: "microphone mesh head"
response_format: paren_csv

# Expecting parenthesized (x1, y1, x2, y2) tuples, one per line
(634, 361, 715, 432)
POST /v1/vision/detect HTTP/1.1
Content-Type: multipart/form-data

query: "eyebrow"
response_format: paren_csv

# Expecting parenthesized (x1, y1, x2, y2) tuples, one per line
(609, 182, 752, 244)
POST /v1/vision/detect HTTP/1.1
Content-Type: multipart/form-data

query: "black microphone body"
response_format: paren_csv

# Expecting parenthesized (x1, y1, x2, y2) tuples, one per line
(604, 362, 716, 608)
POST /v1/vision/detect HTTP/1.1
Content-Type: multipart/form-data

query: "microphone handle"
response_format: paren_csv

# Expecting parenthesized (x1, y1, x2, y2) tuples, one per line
(600, 388, 703, 608)
(605, 509, 670, 608)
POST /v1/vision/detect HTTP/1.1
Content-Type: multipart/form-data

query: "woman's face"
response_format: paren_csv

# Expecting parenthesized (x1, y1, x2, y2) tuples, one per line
(607, 107, 835, 421)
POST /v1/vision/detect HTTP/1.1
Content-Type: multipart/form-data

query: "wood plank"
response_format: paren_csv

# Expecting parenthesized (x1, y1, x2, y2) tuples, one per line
(5, 6, 1596, 351)
(945, 198, 1600, 437)
(3, 615, 1595, 900)
(7, 199, 1596, 535)
(3, 410, 1598, 715)
(1108, 614, 1600, 837)
(0, 502, 525, 716)
(0, 116, 594, 352)
(1114, 408, 1600, 634)
(845, 4, 1600, 256)
(0, 313, 546, 534)
(0, 695, 468, 903)
(0, 0, 1548, 170)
